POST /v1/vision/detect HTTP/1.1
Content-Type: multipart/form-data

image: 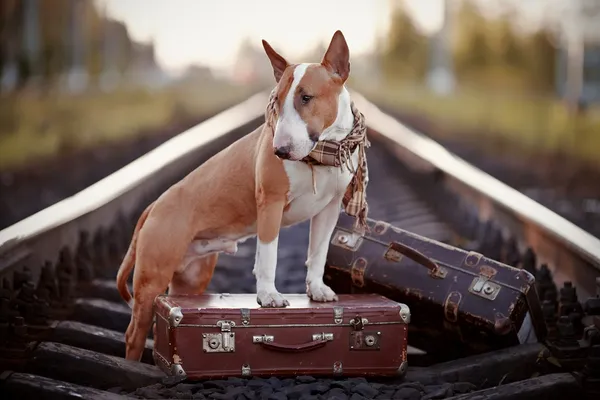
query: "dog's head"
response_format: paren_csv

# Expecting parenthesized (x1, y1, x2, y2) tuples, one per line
(262, 30, 353, 161)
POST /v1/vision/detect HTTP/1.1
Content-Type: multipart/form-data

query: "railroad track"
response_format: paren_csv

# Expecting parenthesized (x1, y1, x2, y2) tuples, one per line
(0, 90, 599, 399)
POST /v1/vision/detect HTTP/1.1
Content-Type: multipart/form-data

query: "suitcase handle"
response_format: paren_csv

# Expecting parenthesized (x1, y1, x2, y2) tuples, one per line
(256, 336, 330, 353)
(388, 241, 445, 278)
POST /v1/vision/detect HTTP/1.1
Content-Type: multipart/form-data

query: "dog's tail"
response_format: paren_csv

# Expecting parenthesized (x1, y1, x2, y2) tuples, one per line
(116, 201, 154, 308)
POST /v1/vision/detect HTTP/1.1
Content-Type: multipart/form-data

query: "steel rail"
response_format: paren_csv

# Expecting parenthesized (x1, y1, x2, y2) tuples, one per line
(1, 88, 599, 297)
(0, 90, 272, 276)
(0, 89, 597, 399)
(351, 91, 600, 298)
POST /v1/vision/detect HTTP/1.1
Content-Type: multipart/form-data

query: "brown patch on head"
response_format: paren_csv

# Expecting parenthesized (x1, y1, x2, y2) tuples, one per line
(273, 65, 298, 113)
(293, 64, 344, 141)
(289, 30, 351, 141)
(262, 30, 351, 142)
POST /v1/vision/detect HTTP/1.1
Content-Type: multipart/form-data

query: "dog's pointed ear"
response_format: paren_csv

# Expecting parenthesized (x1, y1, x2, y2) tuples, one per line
(262, 39, 289, 83)
(321, 30, 350, 82)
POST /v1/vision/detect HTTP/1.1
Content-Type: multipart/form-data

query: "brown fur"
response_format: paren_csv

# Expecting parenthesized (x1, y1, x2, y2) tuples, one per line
(115, 122, 291, 360)
(116, 30, 351, 362)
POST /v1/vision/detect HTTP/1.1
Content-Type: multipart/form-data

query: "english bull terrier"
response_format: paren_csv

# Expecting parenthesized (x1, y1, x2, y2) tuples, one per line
(116, 30, 370, 361)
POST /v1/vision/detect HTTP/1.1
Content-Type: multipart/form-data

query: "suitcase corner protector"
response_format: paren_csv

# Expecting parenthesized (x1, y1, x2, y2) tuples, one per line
(168, 306, 183, 327)
(399, 303, 411, 324)
(397, 360, 408, 377)
(170, 363, 186, 379)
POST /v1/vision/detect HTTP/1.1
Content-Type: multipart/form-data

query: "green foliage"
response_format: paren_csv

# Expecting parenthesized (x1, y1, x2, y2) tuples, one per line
(380, 0, 559, 95)
(364, 0, 600, 168)
(0, 83, 260, 170)
(381, 3, 429, 81)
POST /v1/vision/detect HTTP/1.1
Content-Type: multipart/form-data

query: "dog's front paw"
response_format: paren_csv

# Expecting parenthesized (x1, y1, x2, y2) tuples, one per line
(307, 280, 339, 302)
(257, 290, 290, 308)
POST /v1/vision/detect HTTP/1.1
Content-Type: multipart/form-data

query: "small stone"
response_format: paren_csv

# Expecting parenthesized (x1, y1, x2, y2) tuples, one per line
(349, 394, 368, 400)
(296, 376, 317, 384)
(267, 377, 283, 389)
(299, 396, 322, 400)
(192, 393, 206, 400)
(248, 379, 270, 390)
(224, 387, 251, 399)
(326, 388, 349, 400)
(160, 388, 179, 399)
(422, 383, 452, 400)
(176, 383, 202, 393)
(204, 380, 229, 390)
(268, 392, 288, 400)
(175, 391, 193, 399)
(398, 383, 425, 392)
(106, 387, 122, 393)
(281, 378, 295, 387)
(283, 384, 311, 399)
(369, 383, 385, 391)
(452, 382, 477, 394)
(393, 388, 421, 400)
(258, 387, 274, 400)
(208, 393, 231, 400)
(134, 387, 164, 399)
(330, 381, 353, 392)
(376, 391, 396, 400)
(309, 383, 330, 395)
(227, 377, 248, 387)
(347, 378, 368, 386)
(199, 388, 223, 396)
(352, 383, 378, 398)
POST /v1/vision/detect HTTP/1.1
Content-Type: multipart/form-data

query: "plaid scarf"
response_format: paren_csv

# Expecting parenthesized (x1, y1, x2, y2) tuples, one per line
(265, 88, 371, 232)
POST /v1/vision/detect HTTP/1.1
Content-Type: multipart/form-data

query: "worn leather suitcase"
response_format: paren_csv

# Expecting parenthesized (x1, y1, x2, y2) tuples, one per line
(153, 293, 410, 380)
(324, 213, 547, 360)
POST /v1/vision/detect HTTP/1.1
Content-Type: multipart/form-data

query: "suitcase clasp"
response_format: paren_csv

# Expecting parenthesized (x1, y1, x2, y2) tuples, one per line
(202, 320, 237, 353)
(469, 276, 501, 301)
(333, 306, 344, 324)
(350, 316, 369, 331)
(332, 230, 363, 251)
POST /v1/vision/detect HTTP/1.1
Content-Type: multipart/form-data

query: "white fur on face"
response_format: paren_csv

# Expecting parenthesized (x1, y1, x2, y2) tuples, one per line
(272, 63, 313, 160)
(273, 63, 354, 160)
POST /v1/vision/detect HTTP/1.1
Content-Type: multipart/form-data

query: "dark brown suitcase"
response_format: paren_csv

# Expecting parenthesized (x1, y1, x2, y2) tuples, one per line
(153, 293, 410, 380)
(324, 213, 547, 360)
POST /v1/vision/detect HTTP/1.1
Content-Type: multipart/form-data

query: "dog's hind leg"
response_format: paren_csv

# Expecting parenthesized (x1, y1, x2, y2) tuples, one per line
(125, 264, 172, 361)
(124, 221, 190, 361)
(169, 253, 219, 295)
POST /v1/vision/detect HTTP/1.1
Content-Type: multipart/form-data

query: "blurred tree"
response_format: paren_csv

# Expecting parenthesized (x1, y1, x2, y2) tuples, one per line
(0, 0, 21, 89)
(39, 0, 70, 87)
(525, 28, 558, 94)
(452, 0, 491, 80)
(381, 1, 428, 82)
(112, 20, 133, 74)
(82, 0, 104, 83)
(493, 11, 525, 69)
(3, 0, 135, 91)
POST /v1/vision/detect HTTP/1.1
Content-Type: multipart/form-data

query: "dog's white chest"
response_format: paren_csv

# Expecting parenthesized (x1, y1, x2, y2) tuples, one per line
(281, 154, 356, 226)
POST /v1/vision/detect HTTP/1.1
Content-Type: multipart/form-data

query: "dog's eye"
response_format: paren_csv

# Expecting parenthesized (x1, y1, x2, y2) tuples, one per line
(301, 95, 313, 105)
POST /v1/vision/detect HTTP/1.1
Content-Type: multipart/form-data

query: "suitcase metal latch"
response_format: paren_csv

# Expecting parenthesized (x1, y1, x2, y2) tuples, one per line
(469, 276, 501, 300)
(202, 320, 236, 353)
(349, 316, 380, 350)
(349, 316, 369, 331)
(332, 230, 363, 251)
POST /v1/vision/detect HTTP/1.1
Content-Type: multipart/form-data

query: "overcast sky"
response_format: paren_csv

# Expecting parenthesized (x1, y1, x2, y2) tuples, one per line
(96, 0, 594, 73)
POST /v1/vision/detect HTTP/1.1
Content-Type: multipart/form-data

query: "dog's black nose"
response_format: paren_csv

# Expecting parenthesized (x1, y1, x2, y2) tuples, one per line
(274, 146, 291, 159)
